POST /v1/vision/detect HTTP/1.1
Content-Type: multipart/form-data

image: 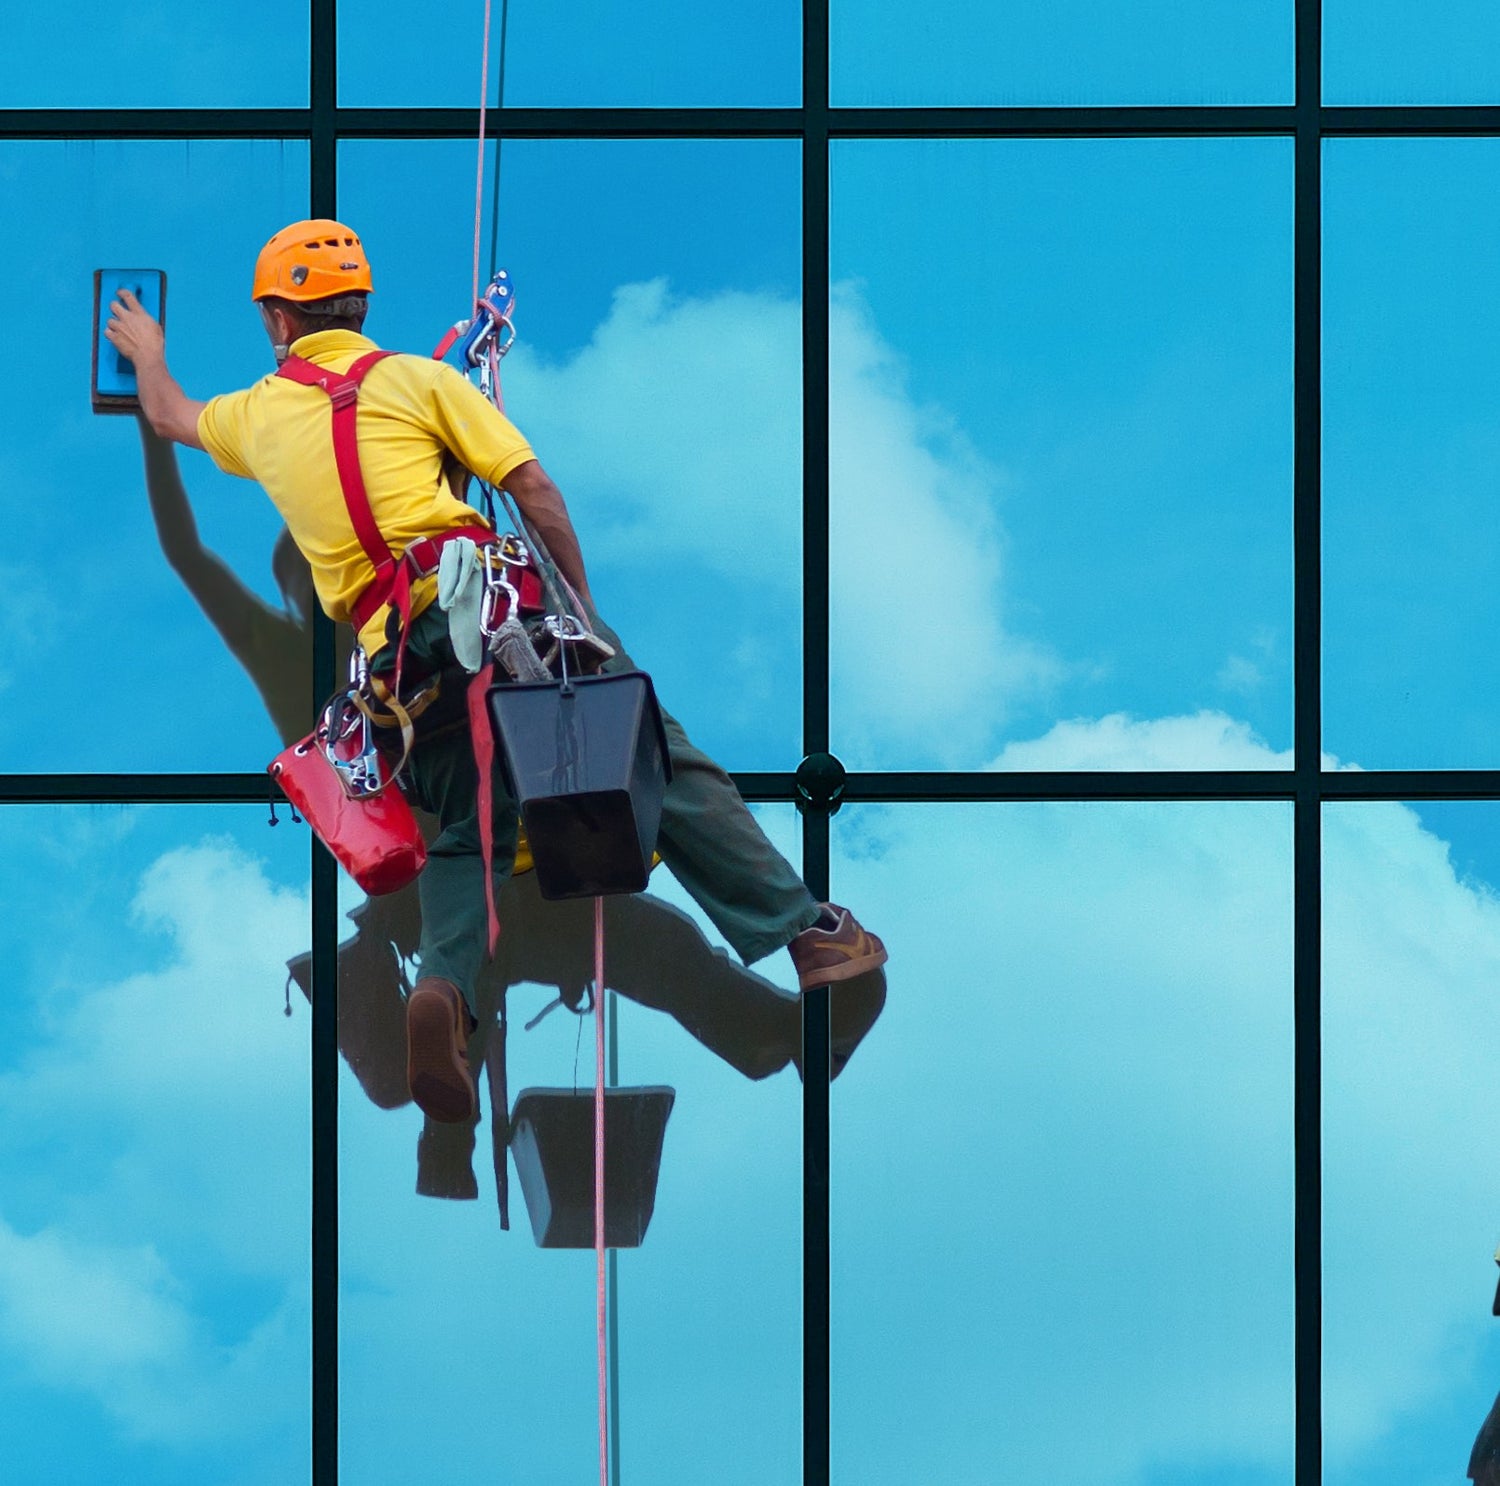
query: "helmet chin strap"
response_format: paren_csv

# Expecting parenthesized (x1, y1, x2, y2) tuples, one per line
(272, 342, 291, 364)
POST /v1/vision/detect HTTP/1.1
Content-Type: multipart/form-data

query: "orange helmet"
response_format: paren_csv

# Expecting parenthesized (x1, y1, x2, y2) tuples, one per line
(252, 219, 373, 303)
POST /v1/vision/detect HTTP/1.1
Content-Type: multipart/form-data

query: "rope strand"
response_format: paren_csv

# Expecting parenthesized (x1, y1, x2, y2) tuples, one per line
(472, 7, 603, 1478)
(470, 0, 495, 307)
(594, 895, 609, 1486)
(488, 0, 511, 282)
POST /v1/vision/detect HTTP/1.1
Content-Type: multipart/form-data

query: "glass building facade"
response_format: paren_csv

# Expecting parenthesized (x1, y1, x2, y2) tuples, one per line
(2, 2, 1498, 1482)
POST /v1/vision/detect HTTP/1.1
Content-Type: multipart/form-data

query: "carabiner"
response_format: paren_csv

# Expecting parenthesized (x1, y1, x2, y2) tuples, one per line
(494, 533, 531, 568)
(479, 562, 521, 642)
(319, 691, 386, 798)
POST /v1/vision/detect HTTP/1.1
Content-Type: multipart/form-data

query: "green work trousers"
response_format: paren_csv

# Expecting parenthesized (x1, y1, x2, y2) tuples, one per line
(376, 605, 820, 1013)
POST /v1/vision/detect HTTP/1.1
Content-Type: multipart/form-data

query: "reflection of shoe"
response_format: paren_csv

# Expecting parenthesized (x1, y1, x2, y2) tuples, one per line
(788, 904, 888, 991)
(406, 977, 477, 1124)
(416, 1117, 480, 1200)
(793, 967, 888, 1082)
(285, 950, 312, 1005)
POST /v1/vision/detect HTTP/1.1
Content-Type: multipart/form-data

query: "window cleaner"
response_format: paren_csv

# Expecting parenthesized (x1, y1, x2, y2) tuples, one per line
(105, 206, 885, 1486)
(103, 229, 886, 1092)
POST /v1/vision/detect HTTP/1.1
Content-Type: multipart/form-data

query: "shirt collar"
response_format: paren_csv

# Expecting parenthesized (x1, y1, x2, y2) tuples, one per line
(287, 329, 381, 364)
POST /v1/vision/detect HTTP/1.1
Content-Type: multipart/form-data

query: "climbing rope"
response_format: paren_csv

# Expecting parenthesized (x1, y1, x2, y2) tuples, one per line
(470, 0, 495, 309)
(468, 9, 610, 1482)
(594, 895, 609, 1486)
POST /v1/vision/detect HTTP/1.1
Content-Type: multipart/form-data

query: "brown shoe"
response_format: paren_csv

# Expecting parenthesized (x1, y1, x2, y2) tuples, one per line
(406, 978, 477, 1124)
(788, 904, 888, 991)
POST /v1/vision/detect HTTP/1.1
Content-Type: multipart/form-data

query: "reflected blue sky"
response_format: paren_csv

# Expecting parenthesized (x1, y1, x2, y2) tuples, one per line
(1322, 802, 1500, 1486)
(1323, 138, 1500, 772)
(831, 137, 1293, 769)
(339, 0, 799, 106)
(831, 801, 1297, 1485)
(0, 0, 307, 107)
(0, 807, 310, 1486)
(0, 140, 309, 773)
(1324, 0, 1500, 102)
(831, 0, 1291, 106)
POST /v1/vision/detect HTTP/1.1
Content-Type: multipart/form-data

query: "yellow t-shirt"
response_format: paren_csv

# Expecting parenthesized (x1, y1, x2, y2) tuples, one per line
(198, 329, 535, 653)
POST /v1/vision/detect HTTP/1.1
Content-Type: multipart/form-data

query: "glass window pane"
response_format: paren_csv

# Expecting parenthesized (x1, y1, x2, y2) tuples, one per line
(1325, 1, 1500, 104)
(1323, 139, 1500, 770)
(0, 140, 311, 774)
(339, 138, 802, 772)
(831, 0, 1292, 106)
(830, 139, 1293, 771)
(831, 802, 1295, 1483)
(1, 1, 307, 106)
(339, 808, 804, 1482)
(1323, 801, 1500, 1484)
(338, 0, 799, 106)
(0, 805, 310, 1485)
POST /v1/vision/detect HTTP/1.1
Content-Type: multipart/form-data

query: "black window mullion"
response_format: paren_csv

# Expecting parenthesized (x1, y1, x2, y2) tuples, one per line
(310, 5, 340, 1486)
(801, 2, 833, 1482)
(1294, 1, 1324, 1483)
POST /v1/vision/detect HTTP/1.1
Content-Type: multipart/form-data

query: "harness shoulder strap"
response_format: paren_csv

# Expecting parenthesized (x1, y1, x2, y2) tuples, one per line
(274, 351, 496, 694)
(276, 350, 397, 574)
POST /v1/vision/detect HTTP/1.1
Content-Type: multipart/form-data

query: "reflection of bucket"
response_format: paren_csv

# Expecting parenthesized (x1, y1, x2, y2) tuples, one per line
(509, 1087, 676, 1249)
(487, 672, 671, 901)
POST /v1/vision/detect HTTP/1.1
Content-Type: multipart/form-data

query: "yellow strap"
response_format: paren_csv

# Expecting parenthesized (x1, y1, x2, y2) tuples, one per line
(354, 677, 439, 729)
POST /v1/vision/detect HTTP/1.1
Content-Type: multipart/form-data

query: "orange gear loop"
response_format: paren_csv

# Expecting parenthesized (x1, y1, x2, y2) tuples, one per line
(252, 218, 374, 303)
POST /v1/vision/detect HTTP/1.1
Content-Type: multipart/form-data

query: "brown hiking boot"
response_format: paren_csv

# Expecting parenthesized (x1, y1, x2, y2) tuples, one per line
(788, 904, 888, 991)
(406, 977, 477, 1124)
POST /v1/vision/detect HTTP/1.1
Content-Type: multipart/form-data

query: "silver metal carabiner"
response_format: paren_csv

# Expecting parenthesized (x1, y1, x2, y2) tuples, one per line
(479, 552, 521, 644)
(494, 532, 531, 568)
(320, 691, 385, 798)
(492, 313, 516, 360)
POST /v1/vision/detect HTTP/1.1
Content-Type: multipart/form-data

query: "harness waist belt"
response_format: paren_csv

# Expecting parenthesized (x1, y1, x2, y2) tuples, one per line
(347, 523, 499, 634)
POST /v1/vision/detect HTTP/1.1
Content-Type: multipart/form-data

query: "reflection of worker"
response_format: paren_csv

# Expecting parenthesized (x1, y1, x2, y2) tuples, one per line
(129, 425, 885, 1211)
(1474, 1395, 1500, 1486)
(135, 413, 337, 743)
(290, 876, 886, 1208)
(108, 217, 886, 1127)
(1471, 1249, 1500, 1486)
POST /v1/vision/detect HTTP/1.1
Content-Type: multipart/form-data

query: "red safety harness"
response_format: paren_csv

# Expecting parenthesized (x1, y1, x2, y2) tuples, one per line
(277, 348, 508, 951)
(275, 350, 497, 682)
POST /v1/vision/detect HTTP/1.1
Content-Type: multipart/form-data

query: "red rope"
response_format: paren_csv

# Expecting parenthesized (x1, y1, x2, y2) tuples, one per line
(594, 895, 609, 1486)
(466, 664, 501, 954)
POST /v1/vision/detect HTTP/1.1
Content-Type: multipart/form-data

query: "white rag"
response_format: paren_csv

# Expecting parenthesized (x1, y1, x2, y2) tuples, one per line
(436, 537, 485, 674)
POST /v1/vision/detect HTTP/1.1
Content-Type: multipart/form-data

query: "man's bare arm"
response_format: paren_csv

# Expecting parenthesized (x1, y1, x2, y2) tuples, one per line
(104, 289, 207, 450)
(502, 459, 596, 612)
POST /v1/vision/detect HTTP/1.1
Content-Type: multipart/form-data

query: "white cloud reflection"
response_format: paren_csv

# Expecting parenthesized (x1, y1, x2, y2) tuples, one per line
(0, 839, 309, 1462)
(505, 277, 1058, 766)
(833, 713, 1497, 1484)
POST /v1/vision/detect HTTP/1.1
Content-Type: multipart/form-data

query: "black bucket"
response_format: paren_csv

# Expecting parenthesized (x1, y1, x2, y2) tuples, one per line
(509, 1086, 676, 1249)
(487, 672, 671, 901)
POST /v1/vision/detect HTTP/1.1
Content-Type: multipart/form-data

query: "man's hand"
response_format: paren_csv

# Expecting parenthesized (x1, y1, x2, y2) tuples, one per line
(104, 289, 207, 449)
(104, 288, 165, 369)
